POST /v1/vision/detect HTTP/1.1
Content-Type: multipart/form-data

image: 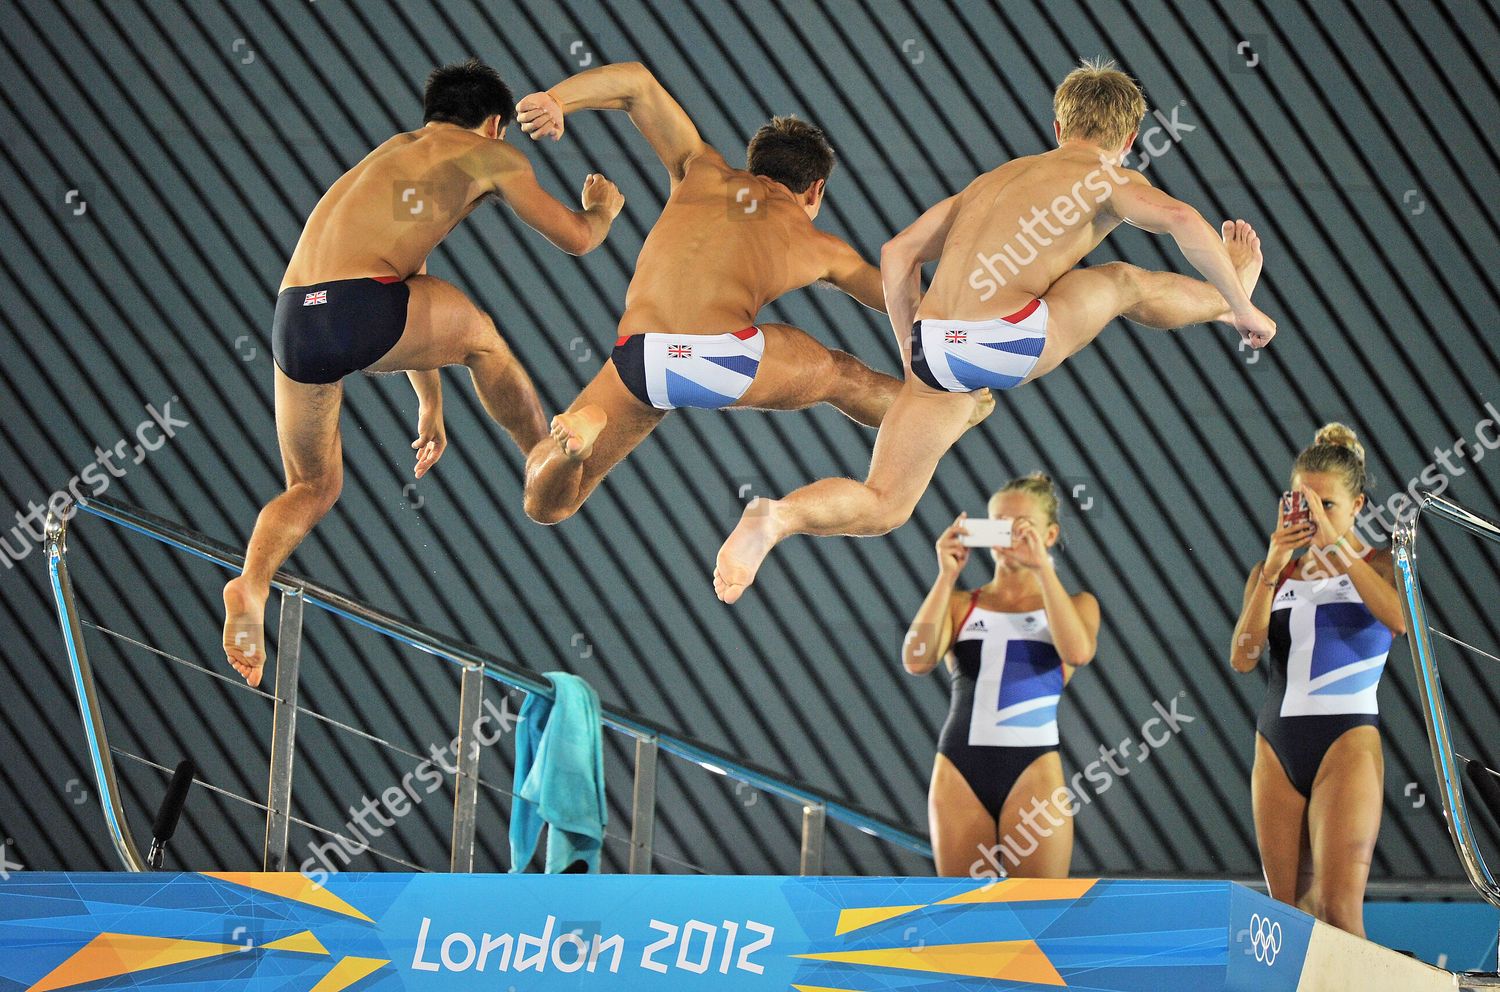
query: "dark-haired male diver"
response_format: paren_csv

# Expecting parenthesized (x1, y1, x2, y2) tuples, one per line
(223, 59, 624, 686)
(714, 58, 1277, 603)
(513, 62, 947, 524)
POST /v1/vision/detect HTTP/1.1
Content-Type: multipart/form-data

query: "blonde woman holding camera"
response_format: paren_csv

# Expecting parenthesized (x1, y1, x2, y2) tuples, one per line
(1229, 423, 1406, 937)
(903, 473, 1100, 878)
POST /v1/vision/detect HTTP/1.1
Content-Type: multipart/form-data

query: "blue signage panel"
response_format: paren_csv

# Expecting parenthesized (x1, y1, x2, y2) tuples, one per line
(1224, 882, 1314, 992)
(0, 874, 1303, 991)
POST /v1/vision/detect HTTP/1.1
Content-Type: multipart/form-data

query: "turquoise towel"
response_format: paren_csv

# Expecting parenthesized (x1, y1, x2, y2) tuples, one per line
(509, 672, 607, 873)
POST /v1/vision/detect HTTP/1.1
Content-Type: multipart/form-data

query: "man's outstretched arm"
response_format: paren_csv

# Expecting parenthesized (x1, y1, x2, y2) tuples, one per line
(405, 259, 446, 479)
(485, 143, 623, 255)
(517, 62, 711, 183)
(1109, 176, 1276, 346)
(822, 238, 886, 314)
(406, 369, 445, 478)
(879, 193, 963, 352)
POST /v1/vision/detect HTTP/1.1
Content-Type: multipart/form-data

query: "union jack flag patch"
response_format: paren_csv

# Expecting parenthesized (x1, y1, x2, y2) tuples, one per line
(667, 344, 692, 358)
(944, 330, 967, 343)
(303, 290, 328, 306)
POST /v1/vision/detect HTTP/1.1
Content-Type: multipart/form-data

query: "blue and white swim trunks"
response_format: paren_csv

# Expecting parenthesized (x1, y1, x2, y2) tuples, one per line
(612, 326, 766, 410)
(909, 298, 1049, 392)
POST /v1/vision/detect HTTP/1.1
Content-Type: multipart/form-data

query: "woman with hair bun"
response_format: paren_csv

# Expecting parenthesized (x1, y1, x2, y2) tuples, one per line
(1229, 423, 1406, 937)
(903, 472, 1100, 878)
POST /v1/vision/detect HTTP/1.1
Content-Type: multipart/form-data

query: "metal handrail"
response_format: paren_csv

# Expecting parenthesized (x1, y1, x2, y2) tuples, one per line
(45, 513, 147, 872)
(45, 494, 932, 875)
(1392, 490, 1500, 912)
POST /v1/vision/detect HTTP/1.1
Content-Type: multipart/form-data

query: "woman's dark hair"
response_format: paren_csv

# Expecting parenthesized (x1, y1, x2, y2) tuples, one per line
(746, 115, 835, 193)
(423, 59, 514, 130)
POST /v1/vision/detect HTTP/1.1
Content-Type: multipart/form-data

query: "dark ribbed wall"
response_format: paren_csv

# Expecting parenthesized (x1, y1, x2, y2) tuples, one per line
(2, 0, 1498, 885)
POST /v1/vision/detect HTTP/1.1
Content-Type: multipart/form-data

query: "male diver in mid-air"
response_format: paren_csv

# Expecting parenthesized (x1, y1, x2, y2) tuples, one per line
(223, 59, 624, 686)
(512, 62, 974, 524)
(715, 58, 1276, 603)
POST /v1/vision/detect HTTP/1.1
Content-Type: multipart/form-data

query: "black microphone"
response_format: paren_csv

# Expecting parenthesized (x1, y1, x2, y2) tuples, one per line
(147, 759, 197, 870)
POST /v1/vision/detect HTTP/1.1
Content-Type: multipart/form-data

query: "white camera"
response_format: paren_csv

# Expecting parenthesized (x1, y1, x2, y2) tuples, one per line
(960, 517, 1014, 548)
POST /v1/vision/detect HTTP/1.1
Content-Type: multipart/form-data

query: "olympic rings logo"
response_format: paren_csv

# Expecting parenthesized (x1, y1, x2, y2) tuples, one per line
(1249, 912, 1283, 965)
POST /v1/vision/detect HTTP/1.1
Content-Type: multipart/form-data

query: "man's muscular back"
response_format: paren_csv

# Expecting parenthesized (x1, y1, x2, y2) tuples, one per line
(617, 151, 850, 336)
(516, 63, 883, 332)
(282, 126, 618, 291)
(280, 129, 510, 289)
(920, 146, 1133, 321)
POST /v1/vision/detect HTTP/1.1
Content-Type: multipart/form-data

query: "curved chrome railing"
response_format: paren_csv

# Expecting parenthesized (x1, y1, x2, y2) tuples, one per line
(46, 512, 147, 872)
(1392, 491, 1500, 912)
(44, 495, 932, 875)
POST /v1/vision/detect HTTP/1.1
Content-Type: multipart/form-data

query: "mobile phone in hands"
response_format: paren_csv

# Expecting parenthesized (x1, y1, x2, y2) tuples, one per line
(960, 517, 1014, 548)
(1281, 491, 1311, 530)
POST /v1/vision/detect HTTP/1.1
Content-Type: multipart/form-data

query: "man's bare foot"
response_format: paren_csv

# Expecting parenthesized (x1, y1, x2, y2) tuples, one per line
(965, 388, 996, 431)
(551, 406, 608, 461)
(714, 498, 782, 605)
(223, 577, 267, 688)
(1218, 219, 1263, 320)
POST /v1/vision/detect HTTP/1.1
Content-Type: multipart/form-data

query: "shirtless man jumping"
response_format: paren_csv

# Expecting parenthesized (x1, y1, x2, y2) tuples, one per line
(714, 58, 1276, 604)
(512, 62, 922, 525)
(222, 59, 623, 686)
